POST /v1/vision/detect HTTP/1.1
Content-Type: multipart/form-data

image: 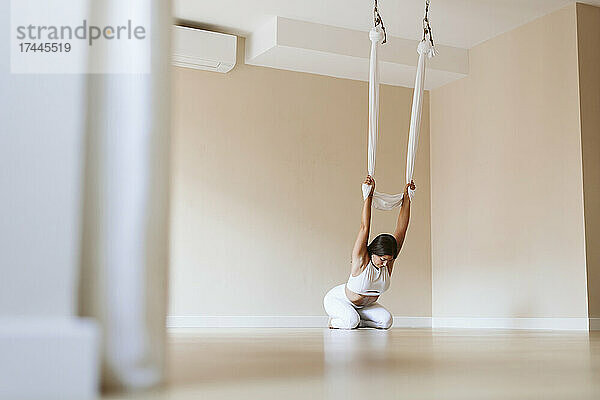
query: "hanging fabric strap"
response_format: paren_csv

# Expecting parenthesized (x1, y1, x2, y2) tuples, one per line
(362, 26, 436, 210)
(362, 27, 383, 202)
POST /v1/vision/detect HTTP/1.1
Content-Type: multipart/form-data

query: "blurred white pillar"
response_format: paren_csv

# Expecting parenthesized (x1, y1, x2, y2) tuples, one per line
(79, 0, 171, 391)
(1, 0, 100, 397)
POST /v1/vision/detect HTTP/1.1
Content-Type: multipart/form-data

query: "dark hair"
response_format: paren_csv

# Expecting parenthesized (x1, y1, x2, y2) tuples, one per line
(367, 234, 398, 259)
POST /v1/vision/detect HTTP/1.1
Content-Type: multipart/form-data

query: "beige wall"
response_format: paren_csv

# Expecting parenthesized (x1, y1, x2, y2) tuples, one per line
(577, 3, 600, 319)
(170, 38, 431, 317)
(430, 4, 589, 318)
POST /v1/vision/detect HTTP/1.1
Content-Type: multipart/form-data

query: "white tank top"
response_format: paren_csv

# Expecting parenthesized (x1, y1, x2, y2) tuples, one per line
(346, 260, 390, 296)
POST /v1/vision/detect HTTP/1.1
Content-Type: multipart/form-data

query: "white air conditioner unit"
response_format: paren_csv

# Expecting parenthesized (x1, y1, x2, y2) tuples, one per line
(172, 26, 237, 73)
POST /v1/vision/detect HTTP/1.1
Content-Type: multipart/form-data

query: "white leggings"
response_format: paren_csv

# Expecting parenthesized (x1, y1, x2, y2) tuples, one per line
(323, 284, 392, 329)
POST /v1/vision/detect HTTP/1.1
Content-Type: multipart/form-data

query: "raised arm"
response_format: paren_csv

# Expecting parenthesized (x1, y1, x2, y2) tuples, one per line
(393, 180, 416, 252)
(351, 175, 375, 269)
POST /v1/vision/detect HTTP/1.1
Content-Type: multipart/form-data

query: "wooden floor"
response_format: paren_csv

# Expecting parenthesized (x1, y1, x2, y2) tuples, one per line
(106, 328, 600, 399)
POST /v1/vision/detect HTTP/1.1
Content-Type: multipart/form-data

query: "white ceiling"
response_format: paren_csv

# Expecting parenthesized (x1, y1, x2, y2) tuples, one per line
(174, 0, 600, 49)
(244, 17, 469, 89)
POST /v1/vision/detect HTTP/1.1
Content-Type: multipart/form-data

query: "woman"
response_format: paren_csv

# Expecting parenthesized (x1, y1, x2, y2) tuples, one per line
(323, 175, 415, 329)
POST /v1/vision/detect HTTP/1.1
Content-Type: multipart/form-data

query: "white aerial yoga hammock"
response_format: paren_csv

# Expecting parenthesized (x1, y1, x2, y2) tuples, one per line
(361, 24, 436, 211)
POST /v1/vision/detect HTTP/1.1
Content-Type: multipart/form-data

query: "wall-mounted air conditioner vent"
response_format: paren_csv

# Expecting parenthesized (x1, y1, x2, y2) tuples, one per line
(172, 26, 237, 73)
